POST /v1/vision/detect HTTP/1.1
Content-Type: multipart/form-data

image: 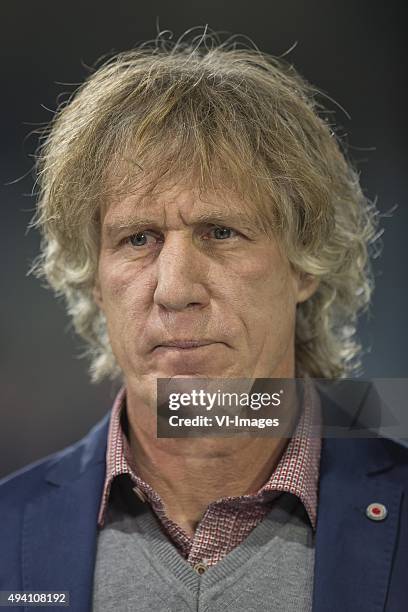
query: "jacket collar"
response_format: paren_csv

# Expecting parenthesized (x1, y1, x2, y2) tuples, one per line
(44, 410, 110, 486)
(312, 384, 403, 612)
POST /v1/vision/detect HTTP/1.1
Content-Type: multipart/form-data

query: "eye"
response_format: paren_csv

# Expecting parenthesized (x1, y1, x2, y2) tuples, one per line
(123, 226, 239, 249)
(205, 226, 238, 240)
(126, 231, 161, 247)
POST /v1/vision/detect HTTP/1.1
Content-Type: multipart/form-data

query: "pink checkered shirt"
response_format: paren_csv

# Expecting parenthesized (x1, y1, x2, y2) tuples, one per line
(98, 377, 322, 568)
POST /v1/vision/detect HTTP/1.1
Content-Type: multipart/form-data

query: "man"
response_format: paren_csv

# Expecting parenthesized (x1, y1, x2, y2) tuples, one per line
(1, 33, 407, 612)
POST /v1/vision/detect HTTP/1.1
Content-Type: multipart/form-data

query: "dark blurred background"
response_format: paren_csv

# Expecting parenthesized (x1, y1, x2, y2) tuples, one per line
(1, 0, 407, 478)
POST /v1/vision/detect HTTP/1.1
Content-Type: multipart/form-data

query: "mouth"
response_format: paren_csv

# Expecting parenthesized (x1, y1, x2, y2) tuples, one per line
(153, 340, 216, 351)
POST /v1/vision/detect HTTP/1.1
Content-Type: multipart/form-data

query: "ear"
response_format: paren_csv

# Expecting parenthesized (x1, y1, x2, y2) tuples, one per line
(295, 272, 320, 304)
(93, 280, 104, 310)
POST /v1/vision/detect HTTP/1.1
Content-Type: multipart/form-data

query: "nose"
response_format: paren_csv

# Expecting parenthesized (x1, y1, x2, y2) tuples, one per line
(153, 233, 210, 312)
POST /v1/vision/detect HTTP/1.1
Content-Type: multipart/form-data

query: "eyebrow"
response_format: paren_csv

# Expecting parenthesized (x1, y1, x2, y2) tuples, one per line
(104, 211, 261, 238)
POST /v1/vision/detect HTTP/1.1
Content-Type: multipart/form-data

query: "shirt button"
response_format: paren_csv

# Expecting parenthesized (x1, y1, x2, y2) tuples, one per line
(194, 562, 208, 575)
(132, 486, 147, 503)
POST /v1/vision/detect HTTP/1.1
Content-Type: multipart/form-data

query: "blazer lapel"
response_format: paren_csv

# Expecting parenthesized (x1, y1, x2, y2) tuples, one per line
(313, 389, 403, 612)
(22, 415, 109, 612)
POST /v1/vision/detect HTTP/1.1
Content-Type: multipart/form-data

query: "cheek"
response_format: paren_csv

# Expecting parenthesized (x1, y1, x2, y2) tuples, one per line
(224, 252, 298, 348)
(227, 249, 294, 306)
(99, 258, 153, 313)
(98, 261, 151, 364)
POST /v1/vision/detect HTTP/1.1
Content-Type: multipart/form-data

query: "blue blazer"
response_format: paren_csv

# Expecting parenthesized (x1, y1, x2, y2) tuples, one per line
(1, 385, 408, 612)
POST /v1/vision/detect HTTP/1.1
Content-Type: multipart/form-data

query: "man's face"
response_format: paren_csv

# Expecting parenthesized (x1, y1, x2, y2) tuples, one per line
(94, 179, 318, 406)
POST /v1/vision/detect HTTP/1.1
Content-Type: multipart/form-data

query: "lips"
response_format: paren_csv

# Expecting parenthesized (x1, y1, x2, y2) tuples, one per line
(154, 340, 215, 350)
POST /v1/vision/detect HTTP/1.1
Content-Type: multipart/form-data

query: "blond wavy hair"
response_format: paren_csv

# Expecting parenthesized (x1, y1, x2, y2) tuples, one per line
(31, 32, 381, 382)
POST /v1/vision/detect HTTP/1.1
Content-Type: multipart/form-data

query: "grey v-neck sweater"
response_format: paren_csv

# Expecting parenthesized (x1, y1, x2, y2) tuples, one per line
(92, 481, 315, 612)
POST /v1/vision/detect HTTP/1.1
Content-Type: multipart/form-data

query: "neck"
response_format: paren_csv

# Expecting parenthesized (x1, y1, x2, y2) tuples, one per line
(128, 425, 292, 536)
(125, 377, 299, 538)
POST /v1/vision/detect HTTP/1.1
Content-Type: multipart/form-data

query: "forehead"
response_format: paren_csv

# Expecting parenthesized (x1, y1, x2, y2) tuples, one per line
(101, 177, 261, 230)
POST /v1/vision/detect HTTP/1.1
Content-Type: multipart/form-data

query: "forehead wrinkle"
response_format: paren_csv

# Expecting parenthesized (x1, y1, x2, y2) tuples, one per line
(102, 181, 264, 235)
